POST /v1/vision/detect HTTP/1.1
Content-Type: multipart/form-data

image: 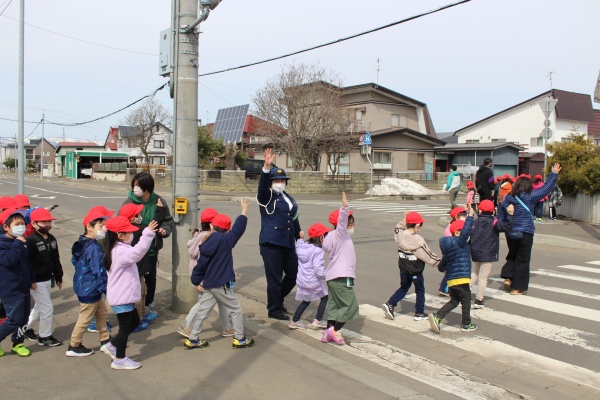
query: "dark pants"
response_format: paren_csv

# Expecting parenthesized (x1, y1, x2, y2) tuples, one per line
(292, 296, 328, 322)
(436, 283, 471, 324)
(501, 232, 534, 291)
(387, 272, 425, 313)
(260, 244, 298, 314)
(549, 206, 557, 220)
(144, 255, 158, 306)
(112, 310, 140, 359)
(534, 202, 544, 219)
(0, 295, 30, 345)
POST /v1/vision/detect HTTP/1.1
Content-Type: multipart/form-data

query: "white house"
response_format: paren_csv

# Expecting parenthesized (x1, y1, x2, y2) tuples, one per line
(454, 89, 596, 153)
(116, 123, 173, 166)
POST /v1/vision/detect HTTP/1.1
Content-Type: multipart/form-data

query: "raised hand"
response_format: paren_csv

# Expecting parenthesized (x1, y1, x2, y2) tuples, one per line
(264, 148, 276, 169)
(240, 197, 251, 215)
(342, 192, 348, 208)
(551, 163, 561, 174)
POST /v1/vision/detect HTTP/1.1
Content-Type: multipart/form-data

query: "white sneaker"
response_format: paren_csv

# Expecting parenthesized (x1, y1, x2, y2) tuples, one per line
(288, 320, 307, 330)
(311, 319, 327, 329)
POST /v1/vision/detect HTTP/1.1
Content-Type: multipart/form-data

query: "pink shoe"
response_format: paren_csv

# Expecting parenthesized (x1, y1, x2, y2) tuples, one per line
(321, 332, 333, 343)
(326, 327, 345, 345)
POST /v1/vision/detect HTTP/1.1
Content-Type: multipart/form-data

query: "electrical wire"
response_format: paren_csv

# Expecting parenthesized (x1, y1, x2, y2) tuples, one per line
(0, 0, 13, 17)
(1, 14, 157, 56)
(199, 0, 472, 77)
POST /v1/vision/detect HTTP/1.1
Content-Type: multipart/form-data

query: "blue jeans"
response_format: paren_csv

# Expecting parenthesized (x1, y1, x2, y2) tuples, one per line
(292, 296, 328, 322)
(438, 272, 449, 293)
(387, 272, 425, 313)
(534, 202, 544, 219)
(0, 295, 31, 345)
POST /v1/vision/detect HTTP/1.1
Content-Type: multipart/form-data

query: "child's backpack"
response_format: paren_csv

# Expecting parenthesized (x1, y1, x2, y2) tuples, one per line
(398, 250, 425, 275)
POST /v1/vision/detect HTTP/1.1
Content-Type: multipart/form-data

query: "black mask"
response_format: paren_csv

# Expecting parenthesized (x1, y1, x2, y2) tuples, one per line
(36, 225, 51, 234)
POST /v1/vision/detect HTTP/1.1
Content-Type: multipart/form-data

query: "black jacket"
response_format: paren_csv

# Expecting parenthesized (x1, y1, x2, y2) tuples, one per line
(122, 193, 174, 254)
(0, 235, 34, 302)
(25, 231, 63, 283)
(470, 214, 514, 262)
(476, 165, 495, 201)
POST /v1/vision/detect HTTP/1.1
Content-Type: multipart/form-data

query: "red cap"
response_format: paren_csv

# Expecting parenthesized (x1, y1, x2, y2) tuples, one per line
(534, 175, 543, 180)
(13, 194, 30, 208)
(105, 216, 140, 233)
(450, 219, 465, 234)
(308, 223, 331, 239)
(504, 173, 511, 179)
(212, 214, 231, 230)
(467, 181, 473, 185)
(30, 208, 56, 222)
(478, 200, 495, 213)
(328, 209, 354, 226)
(0, 196, 16, 210)
(118, 203, 144, 220)
(467, 183, 475, 189)
(200, 208, 218, 223)
(511, 177, 517, 183)
(83, 210, 108, 227)
(450, 206, 466, 219)
(406, 211, 425, 224)
(496, 175, 503, 181)
(0, 208, 21, 225)
(88, 206, 115, 218)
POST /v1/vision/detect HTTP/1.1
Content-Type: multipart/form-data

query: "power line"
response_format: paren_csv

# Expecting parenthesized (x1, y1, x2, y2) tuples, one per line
(1, 14, 157, 56)
(0, 0, 13, 17)
(199, 0, 472, 77)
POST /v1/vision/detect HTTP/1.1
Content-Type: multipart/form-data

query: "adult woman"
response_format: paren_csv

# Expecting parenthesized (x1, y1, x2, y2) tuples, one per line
(498, 164, 561, 294)
(256, 148, 302, 320)
(122, 172, 174, 320)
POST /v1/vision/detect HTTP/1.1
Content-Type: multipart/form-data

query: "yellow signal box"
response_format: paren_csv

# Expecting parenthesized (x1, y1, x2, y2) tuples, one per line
(174, 198, 188, 215)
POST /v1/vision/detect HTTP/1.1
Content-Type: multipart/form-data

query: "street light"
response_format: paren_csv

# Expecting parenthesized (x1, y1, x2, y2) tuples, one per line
(182, 0, 222, 32)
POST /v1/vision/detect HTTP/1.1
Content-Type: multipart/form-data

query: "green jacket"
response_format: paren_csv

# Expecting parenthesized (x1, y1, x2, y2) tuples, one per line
(446, 171, 462, 191)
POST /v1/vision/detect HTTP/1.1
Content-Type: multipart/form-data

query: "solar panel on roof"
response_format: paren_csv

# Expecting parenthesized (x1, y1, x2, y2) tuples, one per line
(212, 104, 249, 143)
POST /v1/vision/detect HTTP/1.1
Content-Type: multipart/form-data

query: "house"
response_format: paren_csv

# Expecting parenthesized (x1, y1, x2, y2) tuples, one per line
(30, 138, 57, 176)
(1, 139, 37, 170)
(54, 142, 128, 178)
(116, 123, 173, 166)
(588, 110, 600, 146)
(104, 127, 119, 152)
(453, 89, 596, 175)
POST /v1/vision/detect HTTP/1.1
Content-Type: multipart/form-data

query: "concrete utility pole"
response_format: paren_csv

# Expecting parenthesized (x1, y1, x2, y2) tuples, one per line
(17, 0, 25, 194)
(171, 0, 221, 312)
(40, 112, 44, 179)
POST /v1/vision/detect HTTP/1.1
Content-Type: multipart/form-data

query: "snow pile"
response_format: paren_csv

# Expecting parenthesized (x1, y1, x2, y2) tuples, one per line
(366, 178, 443, 196)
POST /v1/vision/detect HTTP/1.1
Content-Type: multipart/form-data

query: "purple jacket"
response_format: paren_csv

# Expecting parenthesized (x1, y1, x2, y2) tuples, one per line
(295, 239, 327, 293)
(323, 206, 356, 281)
(106, 227, 155, 306)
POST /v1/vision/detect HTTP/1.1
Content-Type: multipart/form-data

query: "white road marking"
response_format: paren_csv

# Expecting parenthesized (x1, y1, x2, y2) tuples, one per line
(30, 194, 57, 199)
(556, 264, 600, 274)
(488, 277, 600, 301)
(586, 261, 600, 266)
(532, 269, 600, 285)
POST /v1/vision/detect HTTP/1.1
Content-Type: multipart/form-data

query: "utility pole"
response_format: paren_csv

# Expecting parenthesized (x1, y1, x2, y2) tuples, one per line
(170, 0, 221, 313)
(40, 112, 44, 179)
(17, 0, 25, 194)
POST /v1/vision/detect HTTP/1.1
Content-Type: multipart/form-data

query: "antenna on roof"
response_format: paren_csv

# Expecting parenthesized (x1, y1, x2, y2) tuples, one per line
(375, 58, 382, 87)
(547, 71, 555, 90)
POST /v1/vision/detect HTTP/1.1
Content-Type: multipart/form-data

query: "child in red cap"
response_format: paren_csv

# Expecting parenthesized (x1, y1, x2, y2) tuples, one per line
(438, 206, 468, 297)
(24, 208, 63, 347)
(177, 207, 234, 339)
(103, 216, 158, 370)
(532, 175, 546, 221)
(382, 210, 441, 322)
(186, 198, 255, 350)
(289, 223, 330, 330)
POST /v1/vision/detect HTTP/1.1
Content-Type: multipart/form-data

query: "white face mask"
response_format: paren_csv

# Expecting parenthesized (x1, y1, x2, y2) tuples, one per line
(10, 225, 26, 237)
(133, 186, 144, 198)
(272, 183, 286, 194)
(132, 216, 143, 225)
(93, 230, 106, 240)
(347, 228, 355, 236)
(123, 234, 133, 245)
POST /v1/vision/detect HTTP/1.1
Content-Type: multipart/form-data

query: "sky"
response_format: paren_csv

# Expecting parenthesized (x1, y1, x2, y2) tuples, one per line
(1, 0, 599, 144)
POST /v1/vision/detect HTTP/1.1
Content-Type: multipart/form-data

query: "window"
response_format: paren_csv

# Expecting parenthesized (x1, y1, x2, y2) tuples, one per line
(530, 137, 543, 147)
(491, 138, 506, 142)
(25, 149, 34, 159)
(399, 115, 408, 127)
(354, 109, 362, 120)
(150, 156, 165, 165)
(287, 154, 293, 168)
(561, 137, 573, 144)
(373, 151, 392, 169)
(154, 140, 165, 148)
(391, 114, 408, 127)
(465, 139, 480, 144)
(408, 153, 425, 170)
(594, 139, 600, 146)
(329, 153, 349, 175)
(391, 114, 399, 127)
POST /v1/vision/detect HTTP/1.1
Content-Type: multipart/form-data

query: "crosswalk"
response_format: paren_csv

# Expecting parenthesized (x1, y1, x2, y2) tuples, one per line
(291, 259, 600, 398)
(300, 200, 451, 217)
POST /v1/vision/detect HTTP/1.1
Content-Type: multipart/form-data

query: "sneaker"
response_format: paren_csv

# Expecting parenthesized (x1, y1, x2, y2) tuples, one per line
(176, 325, 190, 338)
(132, 320, 148, 333)
(321, 331, 333, 343)
(325, 326, 345, 345)
(503, 279, 512, 292)
(0, 317, 6, 327)
(473, 299, 485, 309)
(38, 335, 62, 347)
(381, 303, 395, 320)
(312, 319, 327, 329)
(221, 328, 235, 337)
(87, 322, 98, 333)
(11, 343, 30, 357)
(232, 336, 256, 349)
(510, 289, 526, 295)
(106, 321, 112, 332)
(462, 322, 478, 332)
(101, 342, 117, 359)
(184, 338, 210, 350)
(438, 291, 450, 297)
(0, 347, 3, 357)
(428, 314, 441, 334)
(142, 312, 157, 324)
(23, 328, 38, 341)
(288, 320, 307, 330)
(66, 344, 93, 357)
(147, 303, 159, 318)
(111, 357, 141, 370)
(413, 312, 428, 321)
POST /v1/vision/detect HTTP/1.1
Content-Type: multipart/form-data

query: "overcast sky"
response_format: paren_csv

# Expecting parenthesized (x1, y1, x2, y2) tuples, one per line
(1, 0, 598, 143)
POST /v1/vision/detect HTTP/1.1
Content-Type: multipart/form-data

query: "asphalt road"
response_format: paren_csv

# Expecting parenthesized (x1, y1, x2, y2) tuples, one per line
(1, 176, 599, 399)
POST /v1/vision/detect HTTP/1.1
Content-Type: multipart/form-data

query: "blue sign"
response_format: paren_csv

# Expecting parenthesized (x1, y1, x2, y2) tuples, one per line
(363, 131, 372, 145)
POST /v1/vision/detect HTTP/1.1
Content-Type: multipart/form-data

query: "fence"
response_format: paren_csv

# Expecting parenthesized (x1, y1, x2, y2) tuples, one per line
(93, 162, 127, 172)
(559, 193, 600, 224)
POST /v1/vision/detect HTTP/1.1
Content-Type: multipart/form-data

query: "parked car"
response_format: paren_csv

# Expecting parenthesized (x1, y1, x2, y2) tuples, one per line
(237, 159, 277, 179)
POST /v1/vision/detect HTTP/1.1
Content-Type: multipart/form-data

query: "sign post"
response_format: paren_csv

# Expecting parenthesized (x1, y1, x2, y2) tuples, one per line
(361, 132, 373, 196)
(538, 99, 558, 178)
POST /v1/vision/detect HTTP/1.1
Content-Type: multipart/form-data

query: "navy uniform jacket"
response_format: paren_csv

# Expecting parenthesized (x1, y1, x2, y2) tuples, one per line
(257, 171, 301, 249)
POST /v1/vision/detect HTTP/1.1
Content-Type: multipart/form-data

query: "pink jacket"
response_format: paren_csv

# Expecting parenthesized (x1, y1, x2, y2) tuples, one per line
(533, 181, 547, 202)
(466, 189, 474, 204)
(322, 206, 356, 281)
(187, 230, 210, 275)
(106, 227, 155, 307)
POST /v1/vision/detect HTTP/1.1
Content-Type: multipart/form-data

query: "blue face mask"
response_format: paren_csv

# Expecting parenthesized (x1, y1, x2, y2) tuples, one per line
(10, 225, 26, 237)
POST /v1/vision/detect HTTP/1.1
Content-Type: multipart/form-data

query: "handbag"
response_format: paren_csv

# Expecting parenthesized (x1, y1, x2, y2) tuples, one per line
(398, 250, 425, 275)
(508, 196, 533, 240)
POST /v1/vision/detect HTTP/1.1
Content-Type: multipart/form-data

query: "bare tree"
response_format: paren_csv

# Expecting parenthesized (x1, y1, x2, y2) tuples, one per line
(252, 63, 354, 172)
(123, 98, 172, 169)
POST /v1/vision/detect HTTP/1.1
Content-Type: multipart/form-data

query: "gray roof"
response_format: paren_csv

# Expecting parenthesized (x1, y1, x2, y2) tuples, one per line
(434, 142, 525, 151)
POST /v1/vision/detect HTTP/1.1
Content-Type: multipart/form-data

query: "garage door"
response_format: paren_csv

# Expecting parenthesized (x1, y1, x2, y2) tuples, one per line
(493, 165, 516, 177)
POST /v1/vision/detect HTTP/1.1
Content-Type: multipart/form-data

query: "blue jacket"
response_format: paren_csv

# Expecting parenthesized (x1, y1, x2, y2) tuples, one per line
(438, 215, 474, 282)
(470, 214, 514, 262)
(71, 235, 107, 303)
(0, 234, 34, 302)
(191, 215, 247, 289)
(498, 172, 557, 235)
(257, 171, 301, 249)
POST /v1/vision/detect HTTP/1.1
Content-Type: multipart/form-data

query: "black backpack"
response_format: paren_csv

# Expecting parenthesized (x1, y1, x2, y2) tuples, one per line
(398, 250, 425, 275)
